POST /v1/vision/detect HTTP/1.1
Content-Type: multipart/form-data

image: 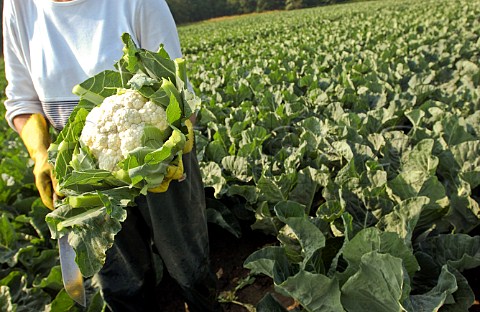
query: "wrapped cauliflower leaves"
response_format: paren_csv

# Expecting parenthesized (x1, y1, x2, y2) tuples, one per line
(45, 33, 200, 277)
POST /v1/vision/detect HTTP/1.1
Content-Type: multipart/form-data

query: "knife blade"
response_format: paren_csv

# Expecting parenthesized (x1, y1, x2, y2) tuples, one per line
(59, 234, 86, 307)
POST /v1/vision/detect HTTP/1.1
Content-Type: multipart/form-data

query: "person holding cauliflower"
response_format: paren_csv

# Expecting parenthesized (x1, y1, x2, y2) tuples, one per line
(2, 0, 220, 311)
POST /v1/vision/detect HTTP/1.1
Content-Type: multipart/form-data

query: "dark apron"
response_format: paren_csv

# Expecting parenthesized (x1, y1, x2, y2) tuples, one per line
(95, 149, 219, 312)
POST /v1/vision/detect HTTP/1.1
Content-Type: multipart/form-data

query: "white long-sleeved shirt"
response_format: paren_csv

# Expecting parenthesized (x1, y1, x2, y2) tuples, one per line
(2, 0, 183, 130)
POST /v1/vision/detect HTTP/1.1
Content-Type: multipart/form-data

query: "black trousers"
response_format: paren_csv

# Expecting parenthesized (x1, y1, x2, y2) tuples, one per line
(95, 150, 219, 312)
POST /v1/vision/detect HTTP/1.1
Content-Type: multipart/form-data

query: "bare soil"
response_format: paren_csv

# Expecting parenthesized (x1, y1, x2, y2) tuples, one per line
(156, 223, 293, 312)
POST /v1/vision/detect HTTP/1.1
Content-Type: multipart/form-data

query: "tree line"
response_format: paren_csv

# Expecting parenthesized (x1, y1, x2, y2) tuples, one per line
(0, 0, 351, 54)
(166, 0, 349, 24)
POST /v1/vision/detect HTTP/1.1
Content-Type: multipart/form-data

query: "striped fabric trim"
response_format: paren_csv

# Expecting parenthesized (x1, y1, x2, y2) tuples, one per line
(41, 100, 79, 130)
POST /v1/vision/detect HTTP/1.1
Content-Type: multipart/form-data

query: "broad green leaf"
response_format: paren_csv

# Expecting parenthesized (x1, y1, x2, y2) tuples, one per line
(277, 271, 343, 312)
(251, 202, 284, 235)
(418, 234, 480, 272)
(274, 201, 306, 220)
(448, 194, 480, 234)
(0, 271, 25, 302)
(407, 265, 458, 312)
(0, 214, 16, 249)
(341, 251, 405, 312)
(138, 50, 176, 83)
(200, 162, 227, 198)
(120, 32, 140, 72)
(47, 289, 78, 312)
(226, 185, 258, 203)
(244, 246, 290, 279)
(33, 266, 63, 291)
(434, 116, 475, 146)
(127, 73, 157, 90)
(436, 267, 475, 312)
(257, 172, 296, 204)
(377, 196, 430, 247)
(71, 70, 124, 105)
(46, 191, 132, 277)
(387, 139, 439, 202)
(341, 228, 419, 280)
(221, 156, 252, 182)
(288, 167, 329, 213)
(450, 141, 480, 189)
(281, 217, 326, 267)
(317, 200, 345, 223)
(166, 94, 183, 128)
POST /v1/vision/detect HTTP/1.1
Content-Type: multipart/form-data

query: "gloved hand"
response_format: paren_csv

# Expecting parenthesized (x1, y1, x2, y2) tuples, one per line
(148, 119, 193, 193)
(148, 155, 185, 193)
(183, 119, 194, 154)
(20, 114, 60, 210)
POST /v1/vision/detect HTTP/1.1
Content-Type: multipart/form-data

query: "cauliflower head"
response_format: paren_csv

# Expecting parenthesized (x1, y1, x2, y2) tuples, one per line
(80, 89, 169, 171)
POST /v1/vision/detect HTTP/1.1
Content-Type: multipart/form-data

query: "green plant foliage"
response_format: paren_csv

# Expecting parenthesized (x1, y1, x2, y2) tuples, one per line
(182, 0, 480, 310)
(0, 0, 479, 310)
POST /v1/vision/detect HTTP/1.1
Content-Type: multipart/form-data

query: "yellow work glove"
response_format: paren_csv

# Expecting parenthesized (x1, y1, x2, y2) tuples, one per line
(20, 114, 60, 210)
(148, 155, 185, 193)
(183, 119, 194, 154)
(148, 119, 193, 193)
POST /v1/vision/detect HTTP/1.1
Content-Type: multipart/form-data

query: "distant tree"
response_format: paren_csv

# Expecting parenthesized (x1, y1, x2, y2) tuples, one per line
(285, 0, 303, 10)
(303, 0, 320, 7)
(227, 0, 257, 14)
(166, 0, 351, 24)
(166, 0, 195, 24)
(257, 0, 285, 11)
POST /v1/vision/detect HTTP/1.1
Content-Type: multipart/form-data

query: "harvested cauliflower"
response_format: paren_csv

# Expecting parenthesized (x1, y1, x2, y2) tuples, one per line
(80, 89, 169, 171)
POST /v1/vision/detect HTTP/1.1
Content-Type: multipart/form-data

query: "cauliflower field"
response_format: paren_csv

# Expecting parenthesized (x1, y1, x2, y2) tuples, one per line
(1, 0, 480, 311)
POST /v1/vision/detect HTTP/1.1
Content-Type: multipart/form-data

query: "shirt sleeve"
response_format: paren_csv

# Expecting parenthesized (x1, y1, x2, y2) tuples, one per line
(136, 0, 183, 59)
(2, 0, 44, 131)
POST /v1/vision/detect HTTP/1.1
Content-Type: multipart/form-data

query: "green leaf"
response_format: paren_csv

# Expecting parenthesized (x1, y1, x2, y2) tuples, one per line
(437, 267, 475, 311)
(71, 70, 124, 105)
(281, 217, 326, 267)
(447, 193, 480, 233)
(45, 186, 135, 277)
(127, 73, 157, 91)
(377, 196, 430, 247)
(120, 32, 140, 72)
(87, 290, 107, 312)
(251, 202, 284, 235)
(407, 265, 458, 312)
(166, 94, 183, 128)
(341, 251, 406, 312)
(340, 228, 419, 280)
(138, 50, 176, 83)
(221, 156, 252, 182)
(47, 289, 78, 312)
(387, 139, 439, 202)
(244, 246, 290, 279)
(257, 172, 296, 204)
(33, 266, 63, 291)
(0, 214, 16, 249)
(226, 185, 258, 204)
(277, 271, 343, 312)
(418, 234, 480, 272)
(274, 201, 306, 220)
(200, 162, 227, 198)
(288, 167, 328, 214)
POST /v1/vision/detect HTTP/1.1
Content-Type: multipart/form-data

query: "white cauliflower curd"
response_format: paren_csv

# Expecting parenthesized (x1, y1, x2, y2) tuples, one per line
(80, 89, 169, 171)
